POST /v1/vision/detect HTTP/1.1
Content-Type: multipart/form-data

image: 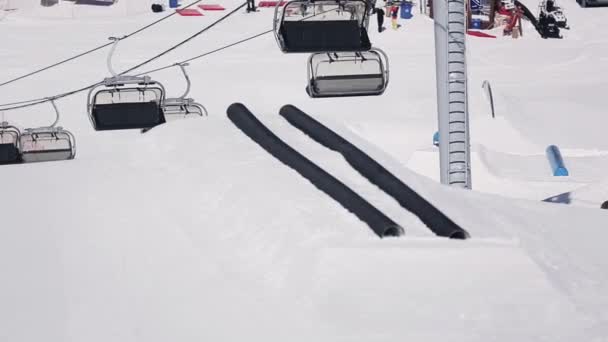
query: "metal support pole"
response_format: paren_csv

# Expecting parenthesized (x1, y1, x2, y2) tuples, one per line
(433, 0, 472, 189)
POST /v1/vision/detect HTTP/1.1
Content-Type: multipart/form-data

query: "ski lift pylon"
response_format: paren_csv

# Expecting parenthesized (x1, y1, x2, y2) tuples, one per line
(19, 99, 76, 163)
(0, 121, 21, 165)
(306, 48, 389, 98)
(273, 0, 373, 53)
(87, 37, 166, 131)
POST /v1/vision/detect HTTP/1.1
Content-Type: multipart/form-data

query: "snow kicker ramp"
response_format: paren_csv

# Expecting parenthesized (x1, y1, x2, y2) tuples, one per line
(227, 103, 404, 238)
(279, 104, 469, 239)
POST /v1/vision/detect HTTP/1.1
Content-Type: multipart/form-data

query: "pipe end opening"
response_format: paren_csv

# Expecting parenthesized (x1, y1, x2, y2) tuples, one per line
(382, 225, 405, 238)
(449, 231, 469, 240)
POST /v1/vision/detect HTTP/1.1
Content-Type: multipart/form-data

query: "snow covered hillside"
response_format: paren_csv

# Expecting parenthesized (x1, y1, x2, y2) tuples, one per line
(1, 0, 608, 341)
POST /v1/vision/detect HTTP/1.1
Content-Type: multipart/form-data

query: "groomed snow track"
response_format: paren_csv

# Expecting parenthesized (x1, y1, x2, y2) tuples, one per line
(227, 103, 404, 238)
(279, 105, 470, 240)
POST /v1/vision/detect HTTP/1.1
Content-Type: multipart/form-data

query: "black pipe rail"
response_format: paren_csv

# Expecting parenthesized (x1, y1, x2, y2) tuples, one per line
(227, 103, 404, 238)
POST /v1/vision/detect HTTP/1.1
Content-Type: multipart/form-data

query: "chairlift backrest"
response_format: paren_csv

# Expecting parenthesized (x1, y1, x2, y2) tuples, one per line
(93, 84, 164, 105)
(274, 0, 372, 53)
(88, 77, 167, 131)
(20, 127, 76, 163)
(306, 48, 390, 97)
(0, 122, 21, 164)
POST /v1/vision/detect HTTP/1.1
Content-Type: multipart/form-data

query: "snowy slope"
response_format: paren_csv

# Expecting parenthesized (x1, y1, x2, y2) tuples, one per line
(1, 1, 608, 341)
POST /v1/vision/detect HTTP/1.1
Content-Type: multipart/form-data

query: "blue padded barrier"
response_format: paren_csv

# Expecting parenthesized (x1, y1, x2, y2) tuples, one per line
(546, 145, 569, 176)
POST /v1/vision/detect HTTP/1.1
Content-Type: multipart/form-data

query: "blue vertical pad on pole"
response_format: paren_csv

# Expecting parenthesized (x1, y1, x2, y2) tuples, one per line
(400, 1, 413, 19)
(433, 131, 439, 147)
(546, 145, 569, 176)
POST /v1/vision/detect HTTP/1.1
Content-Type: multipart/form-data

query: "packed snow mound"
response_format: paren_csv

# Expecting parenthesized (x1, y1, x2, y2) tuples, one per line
(310, 240, 584, 342)
(0, 116, 605, 342)
(476, 145, 608, 183)
(0, 116, 375, 287)
(0, 117, 368, 342)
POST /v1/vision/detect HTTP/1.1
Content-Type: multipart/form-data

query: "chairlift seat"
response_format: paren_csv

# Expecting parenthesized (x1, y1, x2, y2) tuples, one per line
(163, 98, 207, 119)
(306, 49, 389, 97)
(155, 63, 208, 124)
(89, 40, 169, 131)
(20, 128, 76, 163)
(22, 149, 73, 163)
(0, 124, 21, 164)
(308, 74, 385, 97)
(0, 144, 20, 164)
(274, 0, 372, 53)
(88, 80, 167, 131)
(92, 102, 166, 131)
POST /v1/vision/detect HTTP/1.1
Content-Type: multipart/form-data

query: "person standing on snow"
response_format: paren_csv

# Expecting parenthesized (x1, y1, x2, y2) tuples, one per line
(374, 7, 385, 32)
(390, 5, 399, 29)
(246, 0, 256, 12)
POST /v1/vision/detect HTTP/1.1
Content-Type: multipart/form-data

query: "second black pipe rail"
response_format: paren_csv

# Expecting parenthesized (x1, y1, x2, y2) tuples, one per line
(279, 104, 469, 239)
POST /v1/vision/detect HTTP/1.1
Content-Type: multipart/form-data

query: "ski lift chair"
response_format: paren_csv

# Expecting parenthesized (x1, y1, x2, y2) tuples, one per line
(19, 100, 76, 163)
(0, 122, 21, 165)
(88, 77, 166, 131)
(306, 48, 389, 98)
(87, 37, 166, 131)
(273, 0, 372, 53)
(162, 63, 208, 120)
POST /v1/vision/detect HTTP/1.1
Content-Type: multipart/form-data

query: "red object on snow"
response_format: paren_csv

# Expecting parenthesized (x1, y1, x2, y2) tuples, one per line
(258, 1, 286, 7)
(466, 30, 497, 38)
(177, 8, 204, 16)
(199, 4, 225, 10)
(390, 5, 399, 18)
(504, 9, 523, 32)
(497, 7, 511, 15)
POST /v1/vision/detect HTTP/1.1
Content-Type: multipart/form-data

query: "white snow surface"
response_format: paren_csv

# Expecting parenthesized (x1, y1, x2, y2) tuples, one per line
(1, 1, 608, 341)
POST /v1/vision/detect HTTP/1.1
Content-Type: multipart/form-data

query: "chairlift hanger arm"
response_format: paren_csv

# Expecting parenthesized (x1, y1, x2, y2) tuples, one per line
(0, 121, 21, 134)
(176, 63, 193, 99)
(106, 36, 125, 78)
(49, 98, 60, 128)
